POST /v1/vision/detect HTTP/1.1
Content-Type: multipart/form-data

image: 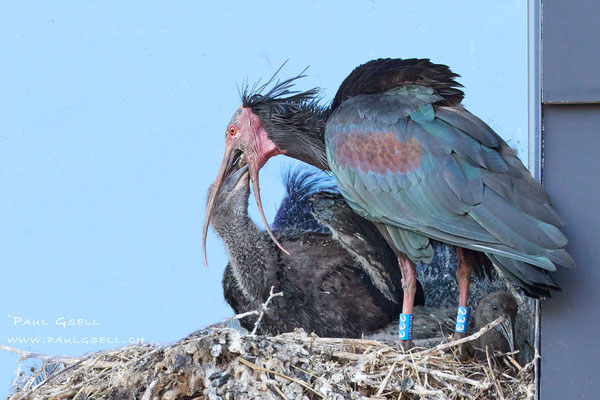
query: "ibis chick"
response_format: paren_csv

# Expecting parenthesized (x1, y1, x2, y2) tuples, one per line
(210, 164, 424, 337)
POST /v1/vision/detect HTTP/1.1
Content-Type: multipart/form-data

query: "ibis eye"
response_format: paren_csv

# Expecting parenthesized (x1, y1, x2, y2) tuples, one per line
(229, 125, 238, 136)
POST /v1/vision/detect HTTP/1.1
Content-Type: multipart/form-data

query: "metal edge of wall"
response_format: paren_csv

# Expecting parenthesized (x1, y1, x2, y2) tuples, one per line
(527, 0, 542, 398)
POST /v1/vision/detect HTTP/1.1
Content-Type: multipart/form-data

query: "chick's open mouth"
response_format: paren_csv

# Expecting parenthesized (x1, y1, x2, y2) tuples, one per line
(226, 149, 247, 176)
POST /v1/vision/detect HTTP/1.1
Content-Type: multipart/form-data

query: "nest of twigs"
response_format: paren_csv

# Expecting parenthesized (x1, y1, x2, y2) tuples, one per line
(5, 317, 534, 400)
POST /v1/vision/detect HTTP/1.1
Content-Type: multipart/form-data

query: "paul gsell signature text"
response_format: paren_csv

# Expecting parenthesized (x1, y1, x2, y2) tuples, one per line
(8, 315, 101, 328)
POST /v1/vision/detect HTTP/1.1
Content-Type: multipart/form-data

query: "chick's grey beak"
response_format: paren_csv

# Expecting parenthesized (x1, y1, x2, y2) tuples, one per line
(203, 148, 246, 266)
(497, 317, 515, 353)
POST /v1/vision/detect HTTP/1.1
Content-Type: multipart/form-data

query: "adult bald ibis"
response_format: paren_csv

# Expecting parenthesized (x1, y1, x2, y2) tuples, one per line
(210, 165, 425, 337)
(203, 58, 575, 347)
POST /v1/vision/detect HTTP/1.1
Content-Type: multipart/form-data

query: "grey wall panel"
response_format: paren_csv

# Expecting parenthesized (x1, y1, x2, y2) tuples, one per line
(542, 1, 600, 103)
(540, 104, 600, 399)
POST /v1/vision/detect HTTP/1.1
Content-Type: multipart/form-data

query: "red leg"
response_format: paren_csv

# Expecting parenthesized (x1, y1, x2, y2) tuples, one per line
(398, 255, 418, 315)
(456, 247, 473, 308)
(454, 247, 473, 360)
(398, 254, 417, 348)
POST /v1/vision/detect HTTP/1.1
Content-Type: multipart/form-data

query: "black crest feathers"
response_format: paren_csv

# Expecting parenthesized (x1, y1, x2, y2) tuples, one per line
(240, 62, 321, 115)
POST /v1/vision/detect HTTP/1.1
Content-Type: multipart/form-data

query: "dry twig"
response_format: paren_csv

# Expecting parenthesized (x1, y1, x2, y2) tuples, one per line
(250, 286, 284, 336)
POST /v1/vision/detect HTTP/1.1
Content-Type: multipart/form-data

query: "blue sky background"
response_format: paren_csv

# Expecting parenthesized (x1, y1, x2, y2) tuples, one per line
(0, 1, 527, 395)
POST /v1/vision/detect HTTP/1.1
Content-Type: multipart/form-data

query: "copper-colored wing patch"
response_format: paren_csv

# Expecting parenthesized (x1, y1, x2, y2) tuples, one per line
(333, 132, 424, 174)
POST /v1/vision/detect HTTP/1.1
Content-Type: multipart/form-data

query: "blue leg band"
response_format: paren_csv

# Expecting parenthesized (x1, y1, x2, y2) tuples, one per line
(399, 313, 412, 340)
(455, 306, 470, 333)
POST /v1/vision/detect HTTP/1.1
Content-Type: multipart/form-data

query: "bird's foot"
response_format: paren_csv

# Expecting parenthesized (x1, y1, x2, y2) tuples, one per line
(451, 332, 470, 361)
(398, 339, 414, 351)
(452, 332, 467, 341)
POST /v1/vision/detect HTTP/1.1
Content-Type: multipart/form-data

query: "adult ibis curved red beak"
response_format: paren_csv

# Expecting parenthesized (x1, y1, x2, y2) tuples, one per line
(202, 107, 288, 266)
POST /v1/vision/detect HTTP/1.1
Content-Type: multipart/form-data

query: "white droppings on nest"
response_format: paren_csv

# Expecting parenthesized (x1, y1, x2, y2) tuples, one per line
(330, 372, 344, 384)
(211, 343, 223, 358)
(227, 329, 243, 354)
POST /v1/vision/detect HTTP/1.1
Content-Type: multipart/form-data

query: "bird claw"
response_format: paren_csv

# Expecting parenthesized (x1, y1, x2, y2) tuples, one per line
(452, 332, 467, 341)
(398, 340, 415, 351)
(451, 332, 471, 361)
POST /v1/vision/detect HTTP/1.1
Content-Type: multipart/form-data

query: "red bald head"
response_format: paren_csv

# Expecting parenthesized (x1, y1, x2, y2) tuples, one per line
(202, 107, 287, 265)
(227, 107, 284, 170)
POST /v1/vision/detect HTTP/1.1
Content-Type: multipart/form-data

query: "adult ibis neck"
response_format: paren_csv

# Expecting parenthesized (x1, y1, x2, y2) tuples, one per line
(265, 104, 330, 171)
